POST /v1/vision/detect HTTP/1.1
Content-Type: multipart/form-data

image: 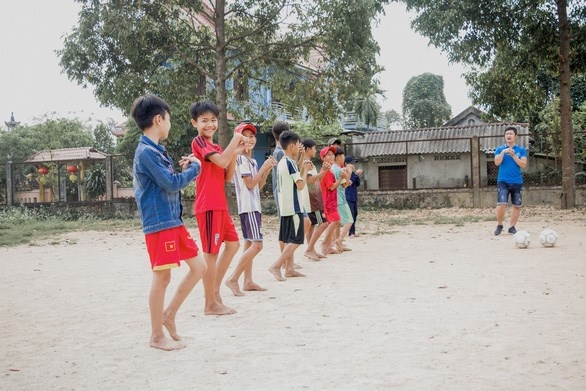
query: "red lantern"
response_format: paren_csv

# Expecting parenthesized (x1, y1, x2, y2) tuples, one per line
(37, 166, 49, 175)
(66, 165, 78, 173)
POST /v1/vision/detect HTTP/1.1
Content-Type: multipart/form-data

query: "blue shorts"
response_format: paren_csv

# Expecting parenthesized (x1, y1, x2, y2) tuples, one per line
(239, 211, 263, 242)
(497, 182, 523, 206)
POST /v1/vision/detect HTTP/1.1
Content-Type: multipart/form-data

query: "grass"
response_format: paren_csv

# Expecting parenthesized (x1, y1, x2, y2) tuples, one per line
(0, 207, 141, 247)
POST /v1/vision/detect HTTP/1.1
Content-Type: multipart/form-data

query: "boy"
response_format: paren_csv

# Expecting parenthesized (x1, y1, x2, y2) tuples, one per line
(131, 94, 206, 351)
(190, 100, 247, 315)
(301, 138, 331, 261)
(344, 155, 363, 237)
(268, 131, 311, 281)
(225, 122, 276, 296)
(333, 148, 353, 251)
(494, 126, 528, 235)
(319, 146, 349, 255)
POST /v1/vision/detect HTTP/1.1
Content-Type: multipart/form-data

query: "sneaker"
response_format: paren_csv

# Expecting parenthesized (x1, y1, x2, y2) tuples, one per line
(508, 226, 517, 234)
(494, 225, 503, 236)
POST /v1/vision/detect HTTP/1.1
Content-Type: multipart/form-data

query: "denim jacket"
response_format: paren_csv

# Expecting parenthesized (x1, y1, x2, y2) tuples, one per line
(133, 135, 200, 234)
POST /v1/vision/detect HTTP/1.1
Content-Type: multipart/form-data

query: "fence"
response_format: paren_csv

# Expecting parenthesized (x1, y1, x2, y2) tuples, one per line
(3, 131, 585, 211)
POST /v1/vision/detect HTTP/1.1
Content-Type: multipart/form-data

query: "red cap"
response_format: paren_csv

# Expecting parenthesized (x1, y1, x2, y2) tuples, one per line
(234, 122, 257, 135)
(319, 146, 336, 159)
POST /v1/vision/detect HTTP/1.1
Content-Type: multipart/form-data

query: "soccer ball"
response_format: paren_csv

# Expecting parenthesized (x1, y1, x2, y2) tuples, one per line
(513, 230, 531, 248)
(539, 228, 558, 247)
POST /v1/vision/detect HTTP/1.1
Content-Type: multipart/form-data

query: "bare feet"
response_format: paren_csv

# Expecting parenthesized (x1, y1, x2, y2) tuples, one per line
(285, 269, 306, 278)
(243, 281, 267, 291)
(150, 336, 186, 351)
(269, 266, 287, 281)
(293, 263, 303, 269)
(322, 244, 340, 254)
(225, 279, 244, 297)
(304, 251, 321, 261)
(204, 302, 236, 316)
(335, 240, 352, 252)
(316, 251, 327, 258)
(162, 317, 181, 341)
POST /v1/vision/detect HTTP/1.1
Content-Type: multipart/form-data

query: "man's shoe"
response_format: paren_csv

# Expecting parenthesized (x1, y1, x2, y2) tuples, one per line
(494, 225, 504, 236)
(508, 226, 517, 234)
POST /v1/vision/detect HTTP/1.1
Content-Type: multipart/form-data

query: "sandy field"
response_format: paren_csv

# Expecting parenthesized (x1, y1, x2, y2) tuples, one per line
(1, 207, 585, 390)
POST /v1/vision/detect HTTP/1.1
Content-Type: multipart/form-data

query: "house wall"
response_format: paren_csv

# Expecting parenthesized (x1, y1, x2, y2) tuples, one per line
(407, 154, 471, 189)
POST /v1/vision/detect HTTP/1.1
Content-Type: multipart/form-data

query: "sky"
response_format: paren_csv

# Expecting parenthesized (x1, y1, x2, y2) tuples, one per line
(0, 1, 472, 130)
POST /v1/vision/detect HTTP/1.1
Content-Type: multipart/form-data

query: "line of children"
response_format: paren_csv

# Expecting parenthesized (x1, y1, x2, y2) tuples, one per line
(133, 95, 362, 351)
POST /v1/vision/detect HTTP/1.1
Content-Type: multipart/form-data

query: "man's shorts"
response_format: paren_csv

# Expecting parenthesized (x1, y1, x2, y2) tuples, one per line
(239, 211, 263, 242)
(278, 213, 305, 244)
(196, 210, 239, 255)
(497, 182, 523, 206)
(145, 225, 199, 271)
(338, 202, 354, 225)
(308, 210, 327, 226)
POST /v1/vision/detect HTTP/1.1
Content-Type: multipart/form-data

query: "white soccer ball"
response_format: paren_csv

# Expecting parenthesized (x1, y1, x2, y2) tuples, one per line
(539, 228, 558, 247)
(513, 230, 531, 248)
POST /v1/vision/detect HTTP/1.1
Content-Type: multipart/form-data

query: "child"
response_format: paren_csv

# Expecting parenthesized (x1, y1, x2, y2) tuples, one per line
(131, 94, 206, 351)
(319, 146, 349, 255)
(333, 148, 353, 251)
(190, 100, 247, 315)
(268, 130, 311, 281)
(301, 138, 331, 261)
(225, 122, 277, 296)
(344, 155, 363, 237)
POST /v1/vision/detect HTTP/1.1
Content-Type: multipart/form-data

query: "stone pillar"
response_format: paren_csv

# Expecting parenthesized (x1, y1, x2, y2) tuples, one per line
(6, 161, 14, 206)
(470, 136, 481, 207)
(105, 155, 114, 201)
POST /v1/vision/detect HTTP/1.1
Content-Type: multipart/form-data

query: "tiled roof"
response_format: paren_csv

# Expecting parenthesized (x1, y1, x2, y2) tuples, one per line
(24, 148, 109, 163)
(349, 123, 530, 159)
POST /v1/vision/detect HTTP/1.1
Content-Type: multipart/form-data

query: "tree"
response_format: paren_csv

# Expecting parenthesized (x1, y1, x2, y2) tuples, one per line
(93, 123, 114, 154)
(399, 0, 586, 207)
(401, 73, 451, 128)
(384, 109, 402, 129)
(59, 0, 388, 155)
(348, 89, 382, 130)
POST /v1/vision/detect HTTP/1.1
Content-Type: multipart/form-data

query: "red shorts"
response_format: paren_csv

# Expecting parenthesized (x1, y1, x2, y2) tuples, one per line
(145, 225, 199, 271)
(324, 208, 340, 223)
(195, 210, 239, 255)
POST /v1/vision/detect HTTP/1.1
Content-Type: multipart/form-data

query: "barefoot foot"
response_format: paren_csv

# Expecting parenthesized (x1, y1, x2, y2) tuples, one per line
(150, 336, 186, 351)
(225, 279, 244, 297)
(304, 251, 321, 261)
(243, 281, 267, 291)
(285, 269, 306, 278)
(204, 302, 236, 316)
(269, 266, 287, 281)
(162, 317, 181, 341)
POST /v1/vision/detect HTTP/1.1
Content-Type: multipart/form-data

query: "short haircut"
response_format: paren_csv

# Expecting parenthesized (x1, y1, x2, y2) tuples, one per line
(279, 130, 300, 150)
(301, 138, 317, 149)
(190, 100, 219, 120)
(504, 126, 518, 135)
(130, 94, 170, 131)
(272, 121, 290, 141)
(334, 147, 345, 156)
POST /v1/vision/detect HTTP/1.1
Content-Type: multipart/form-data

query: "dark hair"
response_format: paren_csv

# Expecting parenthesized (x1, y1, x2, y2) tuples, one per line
(334, 147, 345, 156)
(301, 138, 317, 149)
(504, 126, 518, 135)
(279, 130, 300, 150)
(272, 121, 290, 141)
(189, 100, 219, 120)
(130, 94, 170, 131)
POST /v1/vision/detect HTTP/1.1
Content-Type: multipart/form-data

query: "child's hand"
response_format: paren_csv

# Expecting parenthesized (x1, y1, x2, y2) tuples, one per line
(356, 168, 363, 176)
(179, 154, 200, 170)
(320, 162, 332, 172)
(262, 156, 277, 170)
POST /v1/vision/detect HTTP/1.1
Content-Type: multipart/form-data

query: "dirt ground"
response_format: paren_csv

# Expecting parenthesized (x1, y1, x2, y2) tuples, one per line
(1, 206, 585, 390)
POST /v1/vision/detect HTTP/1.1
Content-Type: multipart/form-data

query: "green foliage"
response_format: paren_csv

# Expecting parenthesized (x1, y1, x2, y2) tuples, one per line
(58, 0, 388, 151)
(83, 165, 107, 199)
(93, 123, 115, 153)
(402, 73, 451, 128)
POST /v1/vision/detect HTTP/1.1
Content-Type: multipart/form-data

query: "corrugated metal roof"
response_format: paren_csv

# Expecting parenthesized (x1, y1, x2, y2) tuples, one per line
(24, 147, 109, 163)
(349, 123, 530, 159)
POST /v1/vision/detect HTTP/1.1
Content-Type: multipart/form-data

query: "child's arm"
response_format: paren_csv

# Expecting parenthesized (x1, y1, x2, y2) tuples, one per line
(295, 160, 312, 190)
(243, 156, 276, 190)
(141, 149, 200, 192)
(207, 132, 247, 170)
(307, 161, 331, 184)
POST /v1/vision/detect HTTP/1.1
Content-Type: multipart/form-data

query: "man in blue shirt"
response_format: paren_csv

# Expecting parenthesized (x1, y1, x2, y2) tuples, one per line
(494, 126, 528, 236)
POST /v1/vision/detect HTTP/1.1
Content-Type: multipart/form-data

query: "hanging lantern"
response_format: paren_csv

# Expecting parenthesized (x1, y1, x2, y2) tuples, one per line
(66, 165, 78, 174)
(69, 174, 78, 183)
(37, 166, 49, 175)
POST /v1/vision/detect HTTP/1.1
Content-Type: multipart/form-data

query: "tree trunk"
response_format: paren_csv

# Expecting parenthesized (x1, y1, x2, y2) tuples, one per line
(557, 0, 575, 208)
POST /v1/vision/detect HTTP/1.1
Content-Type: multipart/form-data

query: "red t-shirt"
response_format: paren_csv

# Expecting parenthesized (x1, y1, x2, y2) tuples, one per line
(191, 135, 228, 213)
(320, 169, 338, 214)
